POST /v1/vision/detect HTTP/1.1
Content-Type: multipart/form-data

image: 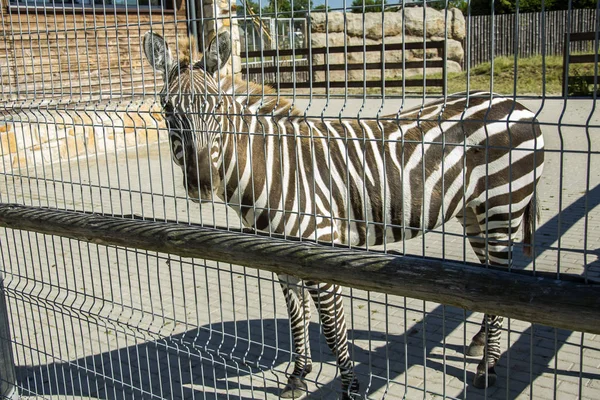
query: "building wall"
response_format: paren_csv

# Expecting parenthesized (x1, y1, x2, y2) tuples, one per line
(0, 0, 242, 172)
(0, 0, 189, 104)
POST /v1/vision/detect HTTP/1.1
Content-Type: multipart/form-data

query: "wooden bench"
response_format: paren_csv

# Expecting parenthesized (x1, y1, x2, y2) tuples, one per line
(563, 32, 599, 97)
(241, 41, 447, 94)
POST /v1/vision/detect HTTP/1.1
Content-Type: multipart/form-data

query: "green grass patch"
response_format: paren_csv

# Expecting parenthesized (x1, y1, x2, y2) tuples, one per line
(405, 55, 598, 96)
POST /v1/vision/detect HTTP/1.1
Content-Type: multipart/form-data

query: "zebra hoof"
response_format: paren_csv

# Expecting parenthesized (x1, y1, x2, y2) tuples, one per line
(341, 378, 360, 400)
(466, 342, 485, 357)
(472, 368, 497, 389)
(280, 376, 308, 399)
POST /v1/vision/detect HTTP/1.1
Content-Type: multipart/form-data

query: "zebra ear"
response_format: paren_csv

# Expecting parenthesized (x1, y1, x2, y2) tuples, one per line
(143, 31, 175, 76)
(200, 31, 231, 75)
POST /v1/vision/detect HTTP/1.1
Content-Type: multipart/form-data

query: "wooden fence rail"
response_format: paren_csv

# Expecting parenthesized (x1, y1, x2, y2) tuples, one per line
(467, 8, 598, 67)
(563, 32, 600, 97)
(241, 41, 447, 92)
(0, 203, 600, 334)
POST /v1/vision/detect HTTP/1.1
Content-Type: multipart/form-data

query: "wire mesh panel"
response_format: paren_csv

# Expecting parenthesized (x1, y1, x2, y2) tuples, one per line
(1, 0, 600, 399)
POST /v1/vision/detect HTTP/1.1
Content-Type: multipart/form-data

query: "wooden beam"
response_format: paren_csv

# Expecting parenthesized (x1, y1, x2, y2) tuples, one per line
(241, 41, 446, 59)
(272, 79, 445, 89)
(0, 203, 599, 334)
(242, 60, 445, 75)
(569, 54, 600, 64)
(568, 32, 598, 42)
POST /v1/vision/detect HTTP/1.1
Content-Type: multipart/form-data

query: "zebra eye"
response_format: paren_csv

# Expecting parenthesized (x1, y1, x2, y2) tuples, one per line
(170, 135, 184, 166)
(163, 101, 175, 119)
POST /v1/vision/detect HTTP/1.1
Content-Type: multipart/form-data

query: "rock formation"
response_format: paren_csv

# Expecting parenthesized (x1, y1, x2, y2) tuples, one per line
(310, 7, 465, 82)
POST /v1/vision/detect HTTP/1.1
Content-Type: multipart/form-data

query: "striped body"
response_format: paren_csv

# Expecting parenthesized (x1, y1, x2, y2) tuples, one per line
(144, 32, 544, 395)
(168, 73, 544, 254)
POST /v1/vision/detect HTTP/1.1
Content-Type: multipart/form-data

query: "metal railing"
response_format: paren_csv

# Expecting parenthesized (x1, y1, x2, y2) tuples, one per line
(1, 1, 600, 399)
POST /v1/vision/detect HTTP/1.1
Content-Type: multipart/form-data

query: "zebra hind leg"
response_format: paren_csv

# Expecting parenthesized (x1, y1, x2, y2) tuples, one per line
(467, 231, 511, 389)
(470, 314, 504, 389)
(458, 209, 515, 388)
(278, 275, 313, 398)
(306, 281, 360, 399)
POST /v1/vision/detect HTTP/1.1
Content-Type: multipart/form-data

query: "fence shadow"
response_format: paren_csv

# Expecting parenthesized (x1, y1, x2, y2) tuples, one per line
(15, 312, 598, 399)
(15, 186, 600, 398)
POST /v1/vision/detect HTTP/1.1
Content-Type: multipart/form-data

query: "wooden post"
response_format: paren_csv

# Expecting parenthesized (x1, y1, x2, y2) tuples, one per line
(563, 32, 570, 98)
(0, 271, 17, 399)
(0, 203, 600, 335)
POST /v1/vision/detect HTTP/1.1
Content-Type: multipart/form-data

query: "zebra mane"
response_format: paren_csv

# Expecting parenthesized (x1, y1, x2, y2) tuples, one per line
(219, 76, 303, 119)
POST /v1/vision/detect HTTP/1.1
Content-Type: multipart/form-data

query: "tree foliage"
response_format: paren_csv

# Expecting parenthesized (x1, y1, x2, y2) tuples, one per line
(237, 0, 261, 15)
(312, 4, 331, 11)
(238, 0, 598, 16)
(429, 0, 468, 12)
(262, 0, 313, 17)
(350, 0, 388, 13)
(465, 0, 598, 15)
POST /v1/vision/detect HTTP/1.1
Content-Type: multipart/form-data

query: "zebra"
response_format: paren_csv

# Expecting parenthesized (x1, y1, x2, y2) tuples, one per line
(143, 31, 545, 398)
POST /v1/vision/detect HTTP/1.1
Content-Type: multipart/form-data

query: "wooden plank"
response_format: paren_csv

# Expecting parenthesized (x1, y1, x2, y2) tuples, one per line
(568, 76, 599, 85)
(570, 54, 600, 64)
(10, 76, 159, 95)
(569, 32, 598, 42)
(13, 57, 150, 70)
(241, 41, 446, 59)
(3, 12, 180, 23)
(272, 79, 444, 89)
(1, 203, 600, 335)
(5, 6, 185, 18)
(242, 60, 445, 75)
(11, 27, 181, 39)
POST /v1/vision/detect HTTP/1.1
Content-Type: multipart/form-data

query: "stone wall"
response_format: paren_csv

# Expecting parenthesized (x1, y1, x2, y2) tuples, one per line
(0, 0, 238, 170)
(200, 0, 242, 76)
(0, 101, 167, 174)
(310, 7, 465, 82)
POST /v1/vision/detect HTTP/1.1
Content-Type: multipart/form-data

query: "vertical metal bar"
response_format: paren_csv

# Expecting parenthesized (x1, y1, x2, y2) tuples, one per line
(0, 272, 17, 400)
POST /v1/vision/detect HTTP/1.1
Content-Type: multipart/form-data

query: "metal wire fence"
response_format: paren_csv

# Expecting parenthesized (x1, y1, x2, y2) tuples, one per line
(1, 0, 600, 399)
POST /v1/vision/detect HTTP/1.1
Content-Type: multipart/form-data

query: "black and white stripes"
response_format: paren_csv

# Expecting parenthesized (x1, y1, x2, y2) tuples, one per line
(144, 31, 545, 396)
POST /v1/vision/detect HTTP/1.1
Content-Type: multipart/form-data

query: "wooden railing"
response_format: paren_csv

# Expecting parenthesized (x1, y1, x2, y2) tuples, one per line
(1, 203, 599, 334)
(241, 41, 447, 93)
(563, 32, 599, 97)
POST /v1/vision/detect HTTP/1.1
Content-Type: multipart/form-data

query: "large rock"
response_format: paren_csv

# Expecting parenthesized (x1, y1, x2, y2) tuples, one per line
(0, 100, 167, 173)
(311, 32, 347, 48)
(311, 11, 345, 33)
(402, 7, 446, 38)
(451, 7, 466, 41)
(364, 13, 403, 39)
(309, 8, 465, 83)
(311, 11, 403, 39)
(429, 37, 465, 64)
(311, 8, 466, 41)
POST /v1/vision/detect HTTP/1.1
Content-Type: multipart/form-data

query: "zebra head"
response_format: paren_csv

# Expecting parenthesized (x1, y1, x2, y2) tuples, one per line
(143, 31, 231, 201)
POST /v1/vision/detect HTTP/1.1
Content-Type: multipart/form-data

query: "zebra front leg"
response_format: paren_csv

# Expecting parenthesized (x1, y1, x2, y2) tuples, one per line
(466, 315, 487, 357)
(470, 314, 503, 389)
(306, 281, 359, 400)
(279, 275, 313, 398)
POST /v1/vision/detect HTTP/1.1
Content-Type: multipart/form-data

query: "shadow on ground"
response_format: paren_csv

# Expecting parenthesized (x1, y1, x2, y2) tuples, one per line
(15, 311, 597, 399)
(15, 186, 600, 399)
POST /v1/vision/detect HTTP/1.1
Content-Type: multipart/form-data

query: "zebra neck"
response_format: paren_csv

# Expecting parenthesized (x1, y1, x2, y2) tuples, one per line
(219, 76, 300, 119)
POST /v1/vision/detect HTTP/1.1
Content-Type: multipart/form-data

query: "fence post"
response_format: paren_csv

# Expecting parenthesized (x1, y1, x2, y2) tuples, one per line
(0, 272, 17, 399)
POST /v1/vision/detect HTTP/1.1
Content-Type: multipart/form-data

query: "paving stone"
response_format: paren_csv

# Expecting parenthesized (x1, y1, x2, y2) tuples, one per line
(1, 98, 599, 399)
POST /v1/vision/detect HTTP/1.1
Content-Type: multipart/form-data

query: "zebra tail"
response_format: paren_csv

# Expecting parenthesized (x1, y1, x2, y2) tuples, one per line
(522, 193, 540, 258)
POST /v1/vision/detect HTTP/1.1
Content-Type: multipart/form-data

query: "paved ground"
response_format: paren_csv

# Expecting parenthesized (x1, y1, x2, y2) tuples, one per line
(1, 96, 599, 399)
